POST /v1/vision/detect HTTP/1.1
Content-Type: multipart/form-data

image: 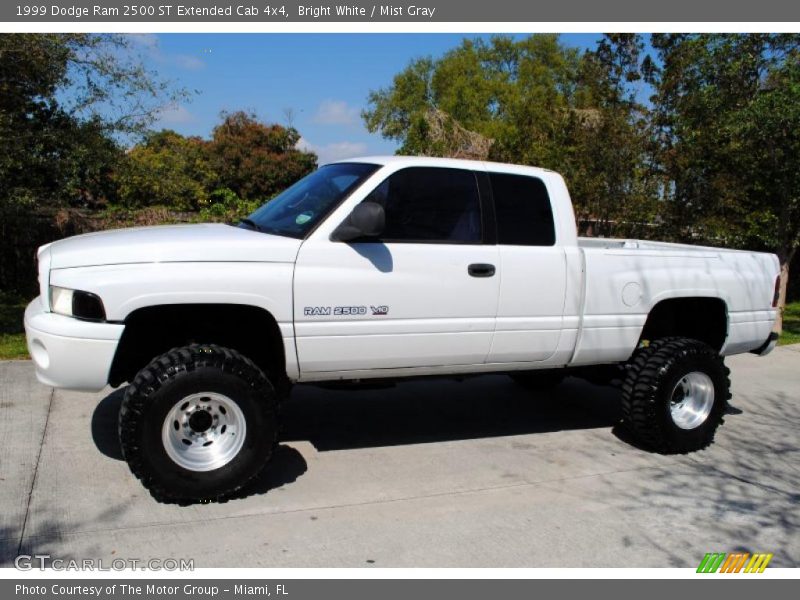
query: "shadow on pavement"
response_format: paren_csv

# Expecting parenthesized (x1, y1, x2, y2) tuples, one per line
(90, 390, 308, 505)
(607, 391, 800, 567)
(231, 445, 308, 501)
(93, 374, 622, 458)
(91, 388, 125, 460)
(282, 374, 622, 451)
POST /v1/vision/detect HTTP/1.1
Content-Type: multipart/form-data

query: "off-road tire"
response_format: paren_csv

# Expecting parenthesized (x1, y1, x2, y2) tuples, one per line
(620, 337, 730, 453)
(510, 370, 565, 390)
(119, 344, 278, 504)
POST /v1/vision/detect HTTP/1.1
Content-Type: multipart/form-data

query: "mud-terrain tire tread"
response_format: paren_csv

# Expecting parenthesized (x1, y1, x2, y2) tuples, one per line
(119, 344, 277, 504)
(620, 337, 730, 454)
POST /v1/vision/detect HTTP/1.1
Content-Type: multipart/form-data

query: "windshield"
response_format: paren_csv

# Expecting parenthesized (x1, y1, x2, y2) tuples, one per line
(241, 162, 380, 239)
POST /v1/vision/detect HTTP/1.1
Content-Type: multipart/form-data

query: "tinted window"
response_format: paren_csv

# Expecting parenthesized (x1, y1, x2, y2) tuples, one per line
(363, 167, 482, 243)
(490, 173, 555, 246)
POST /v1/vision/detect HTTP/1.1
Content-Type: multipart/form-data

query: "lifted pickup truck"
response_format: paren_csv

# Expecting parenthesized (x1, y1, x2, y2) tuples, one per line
(24, 156, 781, 503)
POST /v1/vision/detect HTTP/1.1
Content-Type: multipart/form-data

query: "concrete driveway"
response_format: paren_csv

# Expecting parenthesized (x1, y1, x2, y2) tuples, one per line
(1, 347, 798, 568)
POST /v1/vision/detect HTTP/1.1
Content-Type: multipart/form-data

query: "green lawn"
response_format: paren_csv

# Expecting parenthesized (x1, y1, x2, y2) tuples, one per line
(779, 301, 800, 346)
(0, 292, 28, 359)
(0, 297, 798, 360)
(0, 333, 27, 359)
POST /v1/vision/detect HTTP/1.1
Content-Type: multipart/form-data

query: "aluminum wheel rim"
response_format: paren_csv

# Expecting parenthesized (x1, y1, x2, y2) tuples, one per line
(162, 392, 246, 472)
(669, 371, 715, 430)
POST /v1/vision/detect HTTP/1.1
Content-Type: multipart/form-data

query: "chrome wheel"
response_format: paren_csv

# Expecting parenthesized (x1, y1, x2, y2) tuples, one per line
(161, 392, 246, 472)
(669, 371, 715, 430)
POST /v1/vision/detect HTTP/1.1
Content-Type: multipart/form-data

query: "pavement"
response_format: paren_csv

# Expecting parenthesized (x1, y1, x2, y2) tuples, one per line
(1, 346, 798, 568)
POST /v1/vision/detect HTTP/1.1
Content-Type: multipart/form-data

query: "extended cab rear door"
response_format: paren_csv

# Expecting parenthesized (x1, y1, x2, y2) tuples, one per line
(293, 165, 500, 375)
(484, 171, 568, 363)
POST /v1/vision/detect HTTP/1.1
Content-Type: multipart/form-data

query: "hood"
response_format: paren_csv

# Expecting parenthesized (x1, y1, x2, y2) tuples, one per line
(48, 223, 302, 269)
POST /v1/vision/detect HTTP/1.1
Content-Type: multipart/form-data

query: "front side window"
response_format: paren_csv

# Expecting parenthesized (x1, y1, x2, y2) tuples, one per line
(362, 167, 482, 243)
(242, 162, 379, 239)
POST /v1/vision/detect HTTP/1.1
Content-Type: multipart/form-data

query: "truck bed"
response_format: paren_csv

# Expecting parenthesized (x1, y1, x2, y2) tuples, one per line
(570, 237, 779, 366)
(578, 237, 748, 255)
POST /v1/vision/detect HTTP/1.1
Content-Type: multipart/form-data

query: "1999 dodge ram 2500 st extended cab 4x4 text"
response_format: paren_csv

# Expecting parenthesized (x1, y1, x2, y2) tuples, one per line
(24, 156, 781, 503)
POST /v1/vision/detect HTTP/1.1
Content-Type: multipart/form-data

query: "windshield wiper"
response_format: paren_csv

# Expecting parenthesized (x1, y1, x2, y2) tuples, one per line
(239, 218, 264, 232)
(238, 219, 287, 237)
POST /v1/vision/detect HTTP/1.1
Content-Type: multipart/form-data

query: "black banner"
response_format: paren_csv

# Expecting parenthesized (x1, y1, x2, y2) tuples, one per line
(3, 0, 800, 22)
(5, 580, 799, 600)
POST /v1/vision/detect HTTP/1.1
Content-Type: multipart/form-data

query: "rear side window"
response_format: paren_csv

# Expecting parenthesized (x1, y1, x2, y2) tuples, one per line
(363, 167, 482, 243)
(490, 173, 555, 246)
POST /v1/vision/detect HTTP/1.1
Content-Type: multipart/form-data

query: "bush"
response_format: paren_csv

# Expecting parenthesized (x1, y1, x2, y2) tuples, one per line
(208, 111, 317, 200)
(197, 188, 261, 223)
(115, 130, 218, 210)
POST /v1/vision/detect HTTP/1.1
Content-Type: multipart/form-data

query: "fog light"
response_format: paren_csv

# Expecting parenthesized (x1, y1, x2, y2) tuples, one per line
(30, 339, 49, 370)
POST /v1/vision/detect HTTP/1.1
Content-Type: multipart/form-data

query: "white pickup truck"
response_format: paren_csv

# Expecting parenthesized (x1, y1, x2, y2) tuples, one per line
(24, 156, 781, 503)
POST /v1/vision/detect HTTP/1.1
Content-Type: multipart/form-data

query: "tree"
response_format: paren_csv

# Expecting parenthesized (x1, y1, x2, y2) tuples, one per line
(115, 130, 217, 210)
(363, 35, 582, 164)
(363, 34, 658, 236)
(0, 33, 184, 208)
(208, 111, 317, 201)
(725, 56, 800, 325)
(648, 34, 800, 328)
(362, 56, 437, 155)
(564, 34, 660, 237)
(114, 112, 321, 212)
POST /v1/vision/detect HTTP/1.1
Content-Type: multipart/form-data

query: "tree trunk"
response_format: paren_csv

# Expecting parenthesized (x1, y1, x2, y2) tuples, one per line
(774, 261, 788, 333)
(774, 247, 795, 334)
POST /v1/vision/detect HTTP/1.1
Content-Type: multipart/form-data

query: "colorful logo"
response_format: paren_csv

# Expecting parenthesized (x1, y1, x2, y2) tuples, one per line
(697, 552, 773, 573)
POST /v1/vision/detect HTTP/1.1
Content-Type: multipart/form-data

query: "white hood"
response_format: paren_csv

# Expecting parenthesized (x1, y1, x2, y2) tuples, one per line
(48, 223, 302, 269)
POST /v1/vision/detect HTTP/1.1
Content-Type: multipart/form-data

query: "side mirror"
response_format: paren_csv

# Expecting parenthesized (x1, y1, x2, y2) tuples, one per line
(331, 201, 385, 242)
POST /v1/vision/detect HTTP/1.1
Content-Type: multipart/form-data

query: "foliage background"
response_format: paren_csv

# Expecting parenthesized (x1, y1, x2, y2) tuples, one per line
(362, 33, 800, 314)
(1, 32, 799, 309)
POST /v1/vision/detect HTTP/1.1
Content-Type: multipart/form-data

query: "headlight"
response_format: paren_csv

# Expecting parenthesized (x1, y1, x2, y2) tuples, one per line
(49, 286, 106, 321)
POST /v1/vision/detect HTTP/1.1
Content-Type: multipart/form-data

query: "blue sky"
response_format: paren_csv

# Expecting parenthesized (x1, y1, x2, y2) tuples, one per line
(135, 34, 605, 163)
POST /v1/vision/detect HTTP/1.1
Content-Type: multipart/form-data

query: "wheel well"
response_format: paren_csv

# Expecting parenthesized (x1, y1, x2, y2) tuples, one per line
(108, 304, 287, 390)
(639, 297, 728, 351)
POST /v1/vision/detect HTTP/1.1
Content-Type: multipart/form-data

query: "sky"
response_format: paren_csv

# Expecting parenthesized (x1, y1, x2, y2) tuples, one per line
(134, 34, 606, 164)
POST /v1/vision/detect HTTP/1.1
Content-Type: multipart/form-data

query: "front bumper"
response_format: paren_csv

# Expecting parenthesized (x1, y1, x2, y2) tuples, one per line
(24, 296, 124, 391)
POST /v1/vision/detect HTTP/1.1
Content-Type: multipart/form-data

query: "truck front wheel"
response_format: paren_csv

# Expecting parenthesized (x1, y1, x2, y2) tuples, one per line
(119, 344, 278, 503)
(620, 337, 730, 453)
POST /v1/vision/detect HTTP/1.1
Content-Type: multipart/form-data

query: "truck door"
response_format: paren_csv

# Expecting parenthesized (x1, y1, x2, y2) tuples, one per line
(484, 172, 568, 363)
(293, 166, 500, 374)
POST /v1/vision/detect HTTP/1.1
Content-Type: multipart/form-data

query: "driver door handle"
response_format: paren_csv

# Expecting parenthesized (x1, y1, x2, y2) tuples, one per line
(468, 263, 496, 278)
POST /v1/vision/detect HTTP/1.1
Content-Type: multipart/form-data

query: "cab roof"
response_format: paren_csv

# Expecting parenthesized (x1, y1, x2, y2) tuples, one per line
(330, 155, 556, 179)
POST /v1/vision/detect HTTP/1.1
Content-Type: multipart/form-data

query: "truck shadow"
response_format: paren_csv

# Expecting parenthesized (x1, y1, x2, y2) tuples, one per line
(92, 374, 622, 457)
(283, 374, 622, 451)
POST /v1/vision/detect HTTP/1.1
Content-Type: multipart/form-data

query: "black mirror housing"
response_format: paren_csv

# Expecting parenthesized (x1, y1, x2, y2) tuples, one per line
(331, 201, 385, 241)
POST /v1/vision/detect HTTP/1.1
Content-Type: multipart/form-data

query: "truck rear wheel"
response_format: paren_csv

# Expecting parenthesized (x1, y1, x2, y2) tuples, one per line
(620, 337, 730, 453)
(119, 344, 278, 504)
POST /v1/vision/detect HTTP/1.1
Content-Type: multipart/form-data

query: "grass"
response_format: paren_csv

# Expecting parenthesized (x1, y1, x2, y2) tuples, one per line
(778, 301, 800, 346)
(0, 292, 28, 359)
(0, 333, 28, 359)
(0, 296, 797, 361)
